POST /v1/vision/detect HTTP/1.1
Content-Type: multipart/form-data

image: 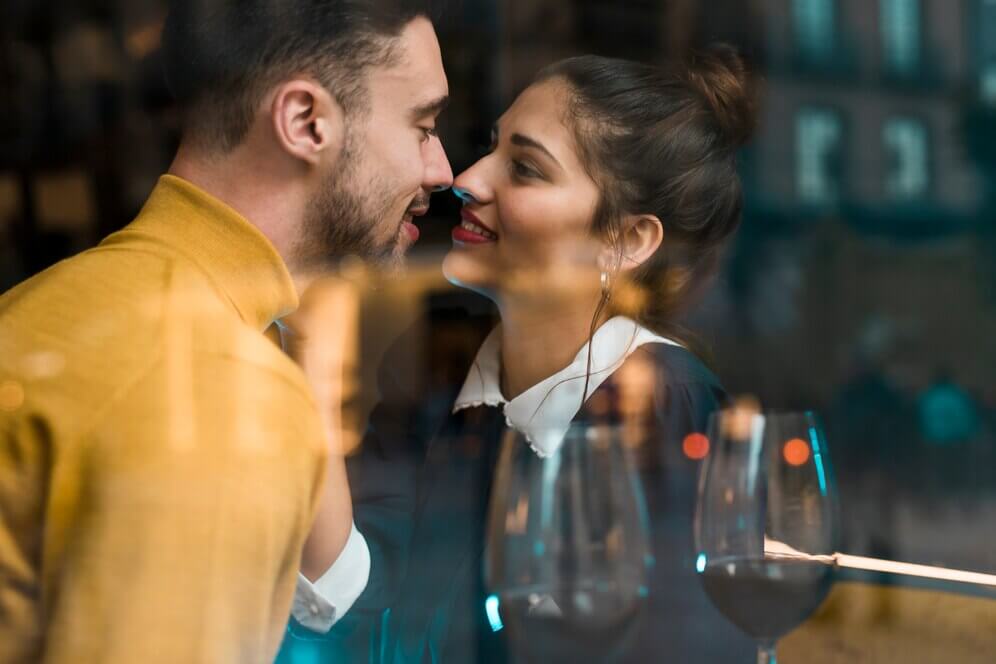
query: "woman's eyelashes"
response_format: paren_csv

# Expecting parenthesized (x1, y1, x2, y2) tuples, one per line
(477, 133, 544, 181)
(510, 159, 542, 180)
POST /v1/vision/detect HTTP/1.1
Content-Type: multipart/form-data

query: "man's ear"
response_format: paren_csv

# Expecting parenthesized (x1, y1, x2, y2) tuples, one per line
(270, 79, 345, 167)
(615, 214, 664, 273)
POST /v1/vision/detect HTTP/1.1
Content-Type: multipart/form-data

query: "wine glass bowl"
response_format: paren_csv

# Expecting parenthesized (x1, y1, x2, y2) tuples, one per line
(694, 408, 838, 662)
(485, 425, 651, 662)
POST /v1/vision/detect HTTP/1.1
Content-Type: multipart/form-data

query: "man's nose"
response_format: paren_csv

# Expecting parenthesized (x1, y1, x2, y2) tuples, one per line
(424, 137, 454, 192)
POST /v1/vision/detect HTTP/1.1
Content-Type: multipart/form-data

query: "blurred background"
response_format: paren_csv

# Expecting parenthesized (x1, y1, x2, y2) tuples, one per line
(1, 0, 993, 582)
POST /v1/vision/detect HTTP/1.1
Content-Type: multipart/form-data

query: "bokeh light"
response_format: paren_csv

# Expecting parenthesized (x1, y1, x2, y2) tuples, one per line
(682, 432, 710, 460)
(783, 438, 811, 466)
(719, 395, 761, 442)
(0, 380, 25, 412)
(485, 595, 504, 632)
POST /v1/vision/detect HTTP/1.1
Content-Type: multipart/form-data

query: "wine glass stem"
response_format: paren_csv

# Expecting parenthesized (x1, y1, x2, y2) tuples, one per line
(756, 641, 777, 664)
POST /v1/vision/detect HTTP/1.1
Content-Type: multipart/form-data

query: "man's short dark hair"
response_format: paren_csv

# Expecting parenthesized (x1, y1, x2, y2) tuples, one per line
(162, 0, 432, 152)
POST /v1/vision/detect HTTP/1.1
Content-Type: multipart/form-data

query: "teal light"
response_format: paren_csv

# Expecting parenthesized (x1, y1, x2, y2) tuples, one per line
(696, 553, 707, 574)
(485, 595, 504, 632)
(808, 425, 828, 496)
(288, 640, 321, 664)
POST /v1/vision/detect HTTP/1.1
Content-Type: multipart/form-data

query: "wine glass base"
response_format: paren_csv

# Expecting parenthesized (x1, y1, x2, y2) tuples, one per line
(757, 641, 777, 664)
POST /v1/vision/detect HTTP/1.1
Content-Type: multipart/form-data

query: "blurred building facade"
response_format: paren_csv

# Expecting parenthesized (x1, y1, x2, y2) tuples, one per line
(493, 0, 996, 570)
(1, 0, 994, 570)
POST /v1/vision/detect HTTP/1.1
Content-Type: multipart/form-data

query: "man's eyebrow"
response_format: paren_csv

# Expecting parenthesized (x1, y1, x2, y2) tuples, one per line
(409, 94, 450, 120)
(510, 132, 563, 169)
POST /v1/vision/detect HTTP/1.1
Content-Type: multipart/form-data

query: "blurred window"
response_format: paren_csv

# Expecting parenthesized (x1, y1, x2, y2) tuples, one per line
(793, 0, 836, 64)
(979, 0, 996, 102)
(918, 379, 980, 446)
(981, 65, 996, 104)
(796, 107, 843, 204)
(883, 117, 929, 199)
(880, 0, 921, 77)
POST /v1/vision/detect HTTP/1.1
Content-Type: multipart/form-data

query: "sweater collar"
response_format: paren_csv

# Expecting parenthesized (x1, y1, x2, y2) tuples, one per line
(453, 316, 680, 457)
(116, 174, 298, 331)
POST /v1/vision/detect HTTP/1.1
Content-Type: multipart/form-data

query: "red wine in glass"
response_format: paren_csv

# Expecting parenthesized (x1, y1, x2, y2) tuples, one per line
(695, 408, 839, 663)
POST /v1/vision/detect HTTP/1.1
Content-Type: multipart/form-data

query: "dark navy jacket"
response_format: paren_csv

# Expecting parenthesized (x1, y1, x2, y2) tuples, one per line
(277, 305, 755, 663)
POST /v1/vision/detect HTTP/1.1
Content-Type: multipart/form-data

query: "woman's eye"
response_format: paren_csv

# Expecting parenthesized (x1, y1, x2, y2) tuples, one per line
(511, 160, 540, 179)
(420, 127, 438, 142)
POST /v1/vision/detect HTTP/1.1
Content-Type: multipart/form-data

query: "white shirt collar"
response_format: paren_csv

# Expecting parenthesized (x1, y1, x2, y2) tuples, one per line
(452, 316, 680, 457)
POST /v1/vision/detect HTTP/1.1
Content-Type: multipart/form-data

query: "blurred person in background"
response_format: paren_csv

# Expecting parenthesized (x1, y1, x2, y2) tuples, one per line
(0, 1, 452, 662)
(295, 47, 760, 662)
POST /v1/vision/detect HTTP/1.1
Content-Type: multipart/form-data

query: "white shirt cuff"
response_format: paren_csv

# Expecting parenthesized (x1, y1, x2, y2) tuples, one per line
(291, 522, 371, 633)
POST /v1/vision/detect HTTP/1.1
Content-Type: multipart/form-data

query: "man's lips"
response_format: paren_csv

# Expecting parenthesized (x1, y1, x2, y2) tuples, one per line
(401, 202, 429, 244)
(402, 218, 420, 243)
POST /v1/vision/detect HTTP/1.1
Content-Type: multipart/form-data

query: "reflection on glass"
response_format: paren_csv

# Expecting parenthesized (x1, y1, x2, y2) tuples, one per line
(485, 425, 650, 663)
(694, 408, 839, 663)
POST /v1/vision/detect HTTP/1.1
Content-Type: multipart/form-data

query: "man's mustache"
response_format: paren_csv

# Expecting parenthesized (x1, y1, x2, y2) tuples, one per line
(407, 191, 431, 213)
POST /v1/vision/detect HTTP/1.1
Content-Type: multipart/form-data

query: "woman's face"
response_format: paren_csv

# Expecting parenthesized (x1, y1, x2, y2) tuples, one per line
(442, 79, 606, 304)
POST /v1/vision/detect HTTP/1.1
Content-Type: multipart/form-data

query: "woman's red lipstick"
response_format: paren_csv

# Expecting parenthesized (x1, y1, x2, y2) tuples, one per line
(453, 209, 497, 244)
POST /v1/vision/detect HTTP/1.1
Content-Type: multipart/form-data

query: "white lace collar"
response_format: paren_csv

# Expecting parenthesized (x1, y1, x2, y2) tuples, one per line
(452, 316, 680, 457)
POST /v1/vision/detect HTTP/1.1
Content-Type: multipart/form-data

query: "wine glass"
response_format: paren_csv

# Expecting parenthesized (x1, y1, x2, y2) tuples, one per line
(484, 424, 651, 663)
(694, 408, 839, 664)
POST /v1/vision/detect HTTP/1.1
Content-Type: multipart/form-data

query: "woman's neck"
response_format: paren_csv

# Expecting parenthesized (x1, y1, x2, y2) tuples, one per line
(497, 299, 609, 400)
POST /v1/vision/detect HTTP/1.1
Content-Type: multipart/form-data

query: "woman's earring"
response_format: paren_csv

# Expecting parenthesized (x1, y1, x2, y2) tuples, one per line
(600, 271, 612, 300)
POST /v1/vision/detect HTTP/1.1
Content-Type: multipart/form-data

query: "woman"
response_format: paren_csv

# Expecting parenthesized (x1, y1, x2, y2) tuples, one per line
(382, 47, 759, 662)
(285, 46, 760, 663)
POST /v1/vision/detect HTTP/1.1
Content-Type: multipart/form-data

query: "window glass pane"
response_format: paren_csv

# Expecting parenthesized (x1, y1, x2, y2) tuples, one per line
(880, 0, 920, 75)
(883, 118, 929, 199)
(978, 0, 996, 98)
(981, 64, 996, 103)
(796, 108, 842, 204)
(793, 0, 835, 62)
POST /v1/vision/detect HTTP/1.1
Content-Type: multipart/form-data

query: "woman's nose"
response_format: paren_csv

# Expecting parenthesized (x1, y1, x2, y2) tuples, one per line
(452, 186, 479, 204)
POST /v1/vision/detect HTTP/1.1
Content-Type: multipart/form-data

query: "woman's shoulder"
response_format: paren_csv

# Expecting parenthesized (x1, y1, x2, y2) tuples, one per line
(583, 341, 727, 432)
(629, 341, 724, 395)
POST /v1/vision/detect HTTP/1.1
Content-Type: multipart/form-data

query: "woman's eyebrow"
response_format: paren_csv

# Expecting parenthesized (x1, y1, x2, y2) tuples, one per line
(509, 132, 563, 170)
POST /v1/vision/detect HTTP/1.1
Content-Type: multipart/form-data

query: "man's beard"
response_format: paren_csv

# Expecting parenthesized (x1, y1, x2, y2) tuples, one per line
(296, 143, 403, 273)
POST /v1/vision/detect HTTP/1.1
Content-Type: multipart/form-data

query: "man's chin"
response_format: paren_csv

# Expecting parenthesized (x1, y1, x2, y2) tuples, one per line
(352, 239, 407, 277)
(383, 244, 410, 274)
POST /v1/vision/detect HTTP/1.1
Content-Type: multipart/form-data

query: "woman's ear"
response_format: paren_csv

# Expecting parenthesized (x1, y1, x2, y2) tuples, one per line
(270, 78, 346, 167)
(616, 214, 664, 272)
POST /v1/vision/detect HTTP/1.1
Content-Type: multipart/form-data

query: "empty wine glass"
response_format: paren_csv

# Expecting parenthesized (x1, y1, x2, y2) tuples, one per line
(694, 408, 839, 664)
(484, 424, 651, 663)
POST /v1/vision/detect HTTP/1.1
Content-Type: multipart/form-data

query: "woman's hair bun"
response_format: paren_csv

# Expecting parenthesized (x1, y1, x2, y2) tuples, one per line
(685, 44, 759, 149)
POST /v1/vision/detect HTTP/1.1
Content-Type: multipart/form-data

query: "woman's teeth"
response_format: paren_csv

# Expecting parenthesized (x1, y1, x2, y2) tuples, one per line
(460, 220, 497, 240)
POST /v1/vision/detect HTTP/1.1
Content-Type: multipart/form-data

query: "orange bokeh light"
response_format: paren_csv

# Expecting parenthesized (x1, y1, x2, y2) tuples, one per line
(783, 438, 811, 466)
(683, 433, 710, 460)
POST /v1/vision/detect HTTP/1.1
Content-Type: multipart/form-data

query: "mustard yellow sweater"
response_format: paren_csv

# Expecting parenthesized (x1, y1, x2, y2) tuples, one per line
(0, 175, 326, 663)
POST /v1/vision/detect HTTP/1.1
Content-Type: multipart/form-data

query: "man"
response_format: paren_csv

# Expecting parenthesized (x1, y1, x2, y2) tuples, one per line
(0, 1, 452, 662)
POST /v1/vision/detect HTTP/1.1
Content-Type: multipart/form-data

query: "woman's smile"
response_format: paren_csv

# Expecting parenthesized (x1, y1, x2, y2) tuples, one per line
(452, 208, 498, 244)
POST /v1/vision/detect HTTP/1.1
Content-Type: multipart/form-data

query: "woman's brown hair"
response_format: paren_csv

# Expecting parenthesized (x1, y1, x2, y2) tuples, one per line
(535, 46, 759, 358)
